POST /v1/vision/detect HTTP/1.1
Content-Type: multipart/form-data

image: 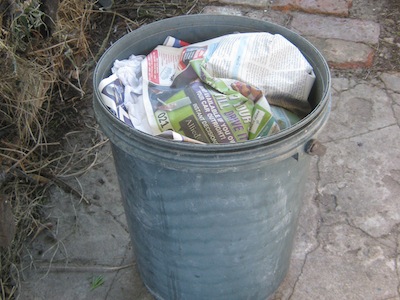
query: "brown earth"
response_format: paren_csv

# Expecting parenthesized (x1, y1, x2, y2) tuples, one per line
(351, 0, 400, 72)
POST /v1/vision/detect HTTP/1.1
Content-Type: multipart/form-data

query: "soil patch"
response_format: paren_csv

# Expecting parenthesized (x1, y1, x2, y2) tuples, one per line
(352, 0, 400, 72)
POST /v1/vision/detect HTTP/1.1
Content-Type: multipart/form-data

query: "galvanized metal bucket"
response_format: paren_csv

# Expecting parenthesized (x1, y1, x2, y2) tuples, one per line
(93, 15, 331, 300)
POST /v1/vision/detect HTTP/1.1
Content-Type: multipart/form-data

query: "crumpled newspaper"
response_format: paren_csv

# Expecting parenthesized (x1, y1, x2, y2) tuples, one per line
(98, 54, 154, 134)
(99, 32, 313, 143)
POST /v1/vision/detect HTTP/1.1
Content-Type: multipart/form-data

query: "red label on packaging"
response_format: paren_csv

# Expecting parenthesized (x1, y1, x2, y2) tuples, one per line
(148, 50, 159, 84)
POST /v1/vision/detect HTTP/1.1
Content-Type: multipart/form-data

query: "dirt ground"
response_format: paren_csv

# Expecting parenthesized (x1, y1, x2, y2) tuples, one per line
(351, 0, 400, 72)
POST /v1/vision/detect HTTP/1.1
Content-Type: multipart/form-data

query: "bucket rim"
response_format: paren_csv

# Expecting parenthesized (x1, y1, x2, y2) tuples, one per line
(93, 14, 331, 153)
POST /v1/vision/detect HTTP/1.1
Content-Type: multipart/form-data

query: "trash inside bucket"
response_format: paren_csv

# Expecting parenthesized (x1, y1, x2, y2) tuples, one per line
(93, 15, 330, 300)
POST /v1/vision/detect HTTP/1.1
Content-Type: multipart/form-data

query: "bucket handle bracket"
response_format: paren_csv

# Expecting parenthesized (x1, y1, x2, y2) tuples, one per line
(305, 139, 326, 156)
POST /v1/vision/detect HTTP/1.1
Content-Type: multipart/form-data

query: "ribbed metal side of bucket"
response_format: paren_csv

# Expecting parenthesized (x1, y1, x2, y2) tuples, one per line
(112, 143, 310, 300)
(93, 15, 331, 300)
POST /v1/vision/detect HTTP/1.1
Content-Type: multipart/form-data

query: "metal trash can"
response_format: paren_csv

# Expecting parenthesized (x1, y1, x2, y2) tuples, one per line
(93, 15, 331, 300)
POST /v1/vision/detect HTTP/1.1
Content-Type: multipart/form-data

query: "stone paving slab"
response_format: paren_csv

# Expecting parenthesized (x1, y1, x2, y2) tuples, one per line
(321, 77, 397, 142)
(26, 194, 129, 266)
(304, 37, 375, 68)
(318, 125, 400, 239)
(270, 0, 352, 16)
(202, 5, 244, 16)
(290, 13, 380, 44)
(202, 5, 292, 26)
(212, 0, 352, 16)
(271, 75, 400, 300)
(381, 72, 400, 93)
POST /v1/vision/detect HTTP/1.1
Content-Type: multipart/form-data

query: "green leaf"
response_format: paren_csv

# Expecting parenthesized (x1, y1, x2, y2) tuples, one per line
(90, 275, 105, 291)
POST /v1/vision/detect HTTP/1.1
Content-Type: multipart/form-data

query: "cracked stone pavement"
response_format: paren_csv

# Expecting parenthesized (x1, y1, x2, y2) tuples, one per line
(272, 74, 400, 299)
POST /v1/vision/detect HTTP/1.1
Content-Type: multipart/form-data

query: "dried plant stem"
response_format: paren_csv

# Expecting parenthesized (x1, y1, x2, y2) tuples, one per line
(35, 262, 135, 273)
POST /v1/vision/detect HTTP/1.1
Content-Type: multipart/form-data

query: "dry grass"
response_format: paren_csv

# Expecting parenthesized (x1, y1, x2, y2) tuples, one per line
(0, 0, 92, 142)
(0, 1, 96, 298)
(0, 0, 205, 298)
